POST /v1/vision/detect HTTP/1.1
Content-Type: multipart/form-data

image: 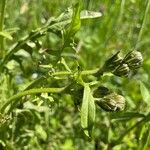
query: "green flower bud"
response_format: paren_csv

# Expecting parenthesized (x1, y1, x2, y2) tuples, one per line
(96, 93, 125, 111)
(123, 51, 143, 70)
(113, 64, 130, 77)
(103, 51, 123, 72)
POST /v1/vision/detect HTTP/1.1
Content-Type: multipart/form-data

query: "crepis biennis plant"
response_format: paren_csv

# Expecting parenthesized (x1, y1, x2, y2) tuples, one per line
(0, 1, 143, 138)
(70, 50, 143, 137)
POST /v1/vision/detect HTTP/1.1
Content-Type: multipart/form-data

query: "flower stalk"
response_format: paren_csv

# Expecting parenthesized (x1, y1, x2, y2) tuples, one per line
(0, 0, 6, 58)
(1, 87, 66, 113)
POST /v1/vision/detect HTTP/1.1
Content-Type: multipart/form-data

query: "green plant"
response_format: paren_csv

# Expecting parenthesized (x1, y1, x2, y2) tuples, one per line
(0, 1, 150, 149)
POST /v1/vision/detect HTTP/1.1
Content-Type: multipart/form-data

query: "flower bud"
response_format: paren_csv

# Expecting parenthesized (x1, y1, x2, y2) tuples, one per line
(113, 64, 130, 77)
(96, 93, 125, 111)
(123, 51, 143, 70)
(103, 51, 123, 72)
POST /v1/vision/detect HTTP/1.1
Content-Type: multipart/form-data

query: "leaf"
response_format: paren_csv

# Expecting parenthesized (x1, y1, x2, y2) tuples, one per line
(64, 3, 81, 47)
(80, 10, 102, 19)
(35, 124, 47, 141)
(140, 81, 150, 106)
(47, 9, 102, 36)
(5, 27, 20, 34)
(110, 111, 145, 122)
(81, 84, 95, 137)
(138, 125, 150, 150)
(0, 31, 13, 40)
(0, 7, 102, 69)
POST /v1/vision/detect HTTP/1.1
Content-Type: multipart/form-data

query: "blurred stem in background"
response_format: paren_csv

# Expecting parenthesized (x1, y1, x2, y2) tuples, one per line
(136, 0, 150, 49)
(118, 0, 126, 25)
(84, 0, 91, 9)
(0, 0, 6, 59)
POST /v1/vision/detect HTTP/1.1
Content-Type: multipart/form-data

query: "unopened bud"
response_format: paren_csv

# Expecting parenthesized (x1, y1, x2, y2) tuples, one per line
(103, 51, 123, 72)
(96, 93, 125, 111)
(113, 64, 130, 77)
(123, 51, 143, 70)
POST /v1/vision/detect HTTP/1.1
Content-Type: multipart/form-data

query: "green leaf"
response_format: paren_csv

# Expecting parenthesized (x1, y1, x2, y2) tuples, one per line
(140, 81, 150, 106)
(35, 124, 47, 141)
(138, 125, 150, 150)
(80, 10, 102, 19)
(110, 111, 145, 122)
(0, 31, 13, 40)
(81, 84, 95, 137)
(0, 7, 102, 69)
(64, 3, 81, 47)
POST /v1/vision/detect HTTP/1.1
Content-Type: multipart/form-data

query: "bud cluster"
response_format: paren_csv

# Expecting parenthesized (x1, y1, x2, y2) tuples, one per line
(123, 50, 143, 70)
(96, 93, 125, 111)
(102, 51, 122, 72)
(113, 64, 129, 77)
(102, 50, 143, 77)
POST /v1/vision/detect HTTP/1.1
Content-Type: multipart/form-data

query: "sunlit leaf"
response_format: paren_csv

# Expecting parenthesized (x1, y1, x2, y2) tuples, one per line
(81, 84, 95, 137)
(80, 10, 102, 19)
(0, 31, 13, 40)
(64, 3, 81, 47)
(35, 124, 47, 141)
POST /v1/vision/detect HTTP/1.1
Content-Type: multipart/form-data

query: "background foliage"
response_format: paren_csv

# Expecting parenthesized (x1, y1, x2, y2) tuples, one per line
(0, 0, 150, 149)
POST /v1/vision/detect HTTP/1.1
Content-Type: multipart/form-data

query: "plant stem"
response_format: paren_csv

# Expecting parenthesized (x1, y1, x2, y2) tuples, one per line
(0, 0, 6, 58)
(118, 0, 126, 25)
(0, 68, 101, 113)
(52, 68, 100, 76)
(1, 87, 66, 113)
(136, 0, 150, 49)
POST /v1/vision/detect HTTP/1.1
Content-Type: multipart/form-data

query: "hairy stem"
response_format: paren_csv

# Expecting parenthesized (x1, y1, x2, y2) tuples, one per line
(1, 87, 66, 113)
(136, 0, 150, 49)
(52, 68, 100, 76)
(0, 0, 6, 58)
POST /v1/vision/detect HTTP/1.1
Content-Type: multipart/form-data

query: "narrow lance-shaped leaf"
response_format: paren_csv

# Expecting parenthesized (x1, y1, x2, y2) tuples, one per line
(81, 84, 95, 137)
(64, 3, 81, 47)
(110, 111, 145, 122)
(140, 81, 150, 106)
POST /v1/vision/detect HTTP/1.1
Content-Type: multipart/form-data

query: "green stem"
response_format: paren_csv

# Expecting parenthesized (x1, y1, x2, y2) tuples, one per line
(60, 57, 71, 72)
(52, 71, 72, 76)
(136, 0, 150, 49)
(52, 68, 100, 76)
(0, 19, 69, 72)
(0, 0, 6, 58)
(1, 87, 66, 113)
(23, 76, 46, 90)
(81, 68, 100, 75)
(21, 68, 100, 94)
(118, 0, 126, 25)
(0, 68, 102, 113)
